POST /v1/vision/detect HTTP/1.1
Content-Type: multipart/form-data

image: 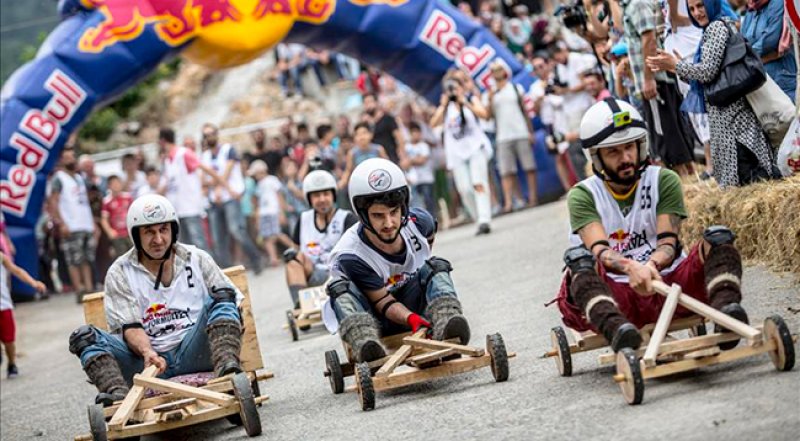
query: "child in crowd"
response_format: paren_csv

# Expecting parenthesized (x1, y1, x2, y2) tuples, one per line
(339, 122, 388, 188)
(405, 122, 437, 215)
(1, 252, 47, 378)
(281, 159, 307, 236)
(135, 166, 162, 199)
(100, 175, 134, 258)
(250, 160, 289, 266)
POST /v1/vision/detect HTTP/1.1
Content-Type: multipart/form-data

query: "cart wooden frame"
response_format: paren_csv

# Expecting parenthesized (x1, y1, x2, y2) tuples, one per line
(74, 265, 272, 440)
(544, 280, 796, 405)
(284, 285, 327, 341)
(324, 329, 515, 411)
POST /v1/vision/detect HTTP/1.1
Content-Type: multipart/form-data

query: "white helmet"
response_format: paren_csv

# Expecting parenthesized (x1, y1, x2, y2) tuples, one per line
(303, 170, 338, 205)
(348, 158, 410, 240)
(580, 98, 649, 182)
(126, 194, 179, 258)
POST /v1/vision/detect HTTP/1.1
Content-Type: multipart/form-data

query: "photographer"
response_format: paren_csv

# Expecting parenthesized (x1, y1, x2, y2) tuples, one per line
(429, 71, 493, 236)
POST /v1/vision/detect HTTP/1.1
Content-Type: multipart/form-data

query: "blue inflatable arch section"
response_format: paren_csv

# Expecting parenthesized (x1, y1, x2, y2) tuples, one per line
(1, 0, 562, 298)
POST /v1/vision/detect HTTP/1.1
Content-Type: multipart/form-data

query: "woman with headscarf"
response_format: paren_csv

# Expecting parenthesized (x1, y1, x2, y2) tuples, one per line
(741, 0, 797, 101)
(647, 0, 779, 188)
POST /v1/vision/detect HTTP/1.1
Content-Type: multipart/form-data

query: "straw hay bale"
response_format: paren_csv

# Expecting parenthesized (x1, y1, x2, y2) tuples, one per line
(682, 175, 800, 277)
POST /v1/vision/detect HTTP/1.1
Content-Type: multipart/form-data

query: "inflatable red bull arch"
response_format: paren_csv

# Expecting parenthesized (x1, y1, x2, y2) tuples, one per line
(1, 0, 563, 298)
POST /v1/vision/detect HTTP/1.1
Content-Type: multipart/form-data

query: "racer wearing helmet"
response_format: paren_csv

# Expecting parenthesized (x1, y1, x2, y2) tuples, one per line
(555, 99, 748, 353)
(67, 194, 246, 406)
(325, 158, 470, 363)
(283, 170, 358, 311)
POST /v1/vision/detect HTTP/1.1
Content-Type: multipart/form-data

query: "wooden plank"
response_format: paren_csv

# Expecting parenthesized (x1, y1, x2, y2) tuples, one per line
(108, 403, 240, 438)
(653, 281, 761, 341)
(372, 354, 492, 391)
(224, 266, 265, 373)
(82, 292, 108, 330)
(643, 283, 682, 367)
(642, 339, 776, 379)
(407, 348, 457, 366)
(133, 376, 234, 407)
(402, 338, 485, 357)
(108, 365, 159, 430)
(381, 332, 413, 350)
(683, 346, 721, 359)
(152, 398, 197, 413)
(375, 329, 426, 377)
(597, 330, 748, 365)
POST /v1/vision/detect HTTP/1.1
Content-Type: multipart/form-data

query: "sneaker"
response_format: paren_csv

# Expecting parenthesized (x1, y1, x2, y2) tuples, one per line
(7, 364, 19, 379)
(475, 223, 491, 235)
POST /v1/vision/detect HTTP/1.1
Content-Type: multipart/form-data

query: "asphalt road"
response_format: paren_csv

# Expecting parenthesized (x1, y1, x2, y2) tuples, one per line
(2, 200, 798, 441)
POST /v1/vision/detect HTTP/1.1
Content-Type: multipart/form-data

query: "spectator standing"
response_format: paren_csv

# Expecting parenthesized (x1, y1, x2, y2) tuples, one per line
(487, 61, 538, 211)
(339, 122, 389, 188)
(250, 160, 290, 266)
(620, 0, 697, 176)
(1, 252, 47, 378)
(647, 0, 780, 187)
(78, 155, 107, 196)
(121, 153, 147, 195)
(430, 73, 493, 235)
(741, 0, 797, 101)
(135, 166, 162, 199)
(405, 122, 437, 215)
(48, 148, 97, 299)
(100, 175, 133, 259)
(0, 211, 14, 257)
(582, 71, 613, 101)
(276, 43, 310, 97)
(201, 123, 264, 272)
(280, 160, 308, 237)
(159, 127, 217, 252)
(363, 93, 405, 164)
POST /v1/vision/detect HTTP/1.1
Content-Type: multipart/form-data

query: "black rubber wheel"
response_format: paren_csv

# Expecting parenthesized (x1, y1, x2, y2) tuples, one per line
(616, 348, 644, 405)
(355, 362, 375, 411)
(550, 326, 573, 377)
(232, 372, 262, 437)
(87, 403, 108, 441)
(251, 378, 263, 407)
(325, 350, 345, 394)
(286, 310, 299, 342)
(486, 333, 509, 382)
(764, 315, 795, 372)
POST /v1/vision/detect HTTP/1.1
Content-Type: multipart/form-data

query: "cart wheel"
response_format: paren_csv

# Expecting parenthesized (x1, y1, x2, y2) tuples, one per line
(550, 326, 572, 377)
(763, 315, 795, 372)
(325, 350, 345, 394)
(616, 348, 644, 405)
(486, 333, 509, 382)
(232, 372, 262, 436)
(689, 322, 707, 337)
(87, 404, 107, 441)
(251, 378, 262, 407)
(355, 362, 375, 411)
(286, 310, 299, 342)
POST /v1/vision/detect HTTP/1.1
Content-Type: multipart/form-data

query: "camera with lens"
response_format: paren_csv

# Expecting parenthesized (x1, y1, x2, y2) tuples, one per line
(544, 78, 569, 95)
(443, 79, 459, 102)
(555, 2, 588, 29)
(308, 154, 323, 171)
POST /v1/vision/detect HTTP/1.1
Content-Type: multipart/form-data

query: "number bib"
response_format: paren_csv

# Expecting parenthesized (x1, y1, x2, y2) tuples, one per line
(568, 166, 685, 283)
(122, 246, 208, 352)
(329, 221, 431, 293)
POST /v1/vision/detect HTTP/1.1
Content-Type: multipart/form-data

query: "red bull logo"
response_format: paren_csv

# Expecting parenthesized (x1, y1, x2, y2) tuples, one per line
(608, 229, 630, 251)
(145, 302, 167, 315)
(78, 0, 244, 53)
(386, 273, 405, 287)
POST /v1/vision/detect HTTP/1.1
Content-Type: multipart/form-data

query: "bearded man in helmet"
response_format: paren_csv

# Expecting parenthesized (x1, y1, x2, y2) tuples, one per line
(283, 170, 358, 310)
(326, 158, 470, 363)
(67, 195, 245, 406)
(556, 98, 747, 353)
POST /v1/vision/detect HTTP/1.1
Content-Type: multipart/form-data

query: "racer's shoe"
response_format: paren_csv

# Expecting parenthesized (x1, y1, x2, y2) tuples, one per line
(714, 303, 749, 351)
(427, 296, 471, 345)
(84, 354, 130, 407)
(340, 312, 386, 363)
(610, 323, 643, 353)
(207, 320, 243, 377)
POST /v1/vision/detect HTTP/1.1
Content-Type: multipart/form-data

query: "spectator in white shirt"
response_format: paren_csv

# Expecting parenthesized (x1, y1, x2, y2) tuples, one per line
(405, 122, 437, 215)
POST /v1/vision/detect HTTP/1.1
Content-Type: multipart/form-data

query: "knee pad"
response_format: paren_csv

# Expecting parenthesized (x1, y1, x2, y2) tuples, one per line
(421, 257, 453, 287)
(283, 248, 299, 264)
(210, 286, 237, 306)
(563, 246, 596, 275)
(703, 226, 736, 248)
(69, 325, 97, 357)
(326, 278, 352, 301)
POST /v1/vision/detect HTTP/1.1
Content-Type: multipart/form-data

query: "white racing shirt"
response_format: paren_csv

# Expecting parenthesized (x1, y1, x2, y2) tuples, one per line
(298, 208, 352, 271)
(568, 166, 686, 283)
(104, 243, 242, 353)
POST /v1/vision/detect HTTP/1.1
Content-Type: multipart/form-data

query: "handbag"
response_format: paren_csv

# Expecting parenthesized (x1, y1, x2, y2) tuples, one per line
(705, 20, 766, 107)
(745, 75, 796, 147)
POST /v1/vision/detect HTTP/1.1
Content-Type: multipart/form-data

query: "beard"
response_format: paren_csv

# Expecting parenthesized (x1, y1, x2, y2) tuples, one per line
(605, 162, 639, 185)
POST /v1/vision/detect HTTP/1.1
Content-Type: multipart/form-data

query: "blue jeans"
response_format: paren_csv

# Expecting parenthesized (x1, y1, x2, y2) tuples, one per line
(412, 183, 437, 216)
(179, 216, 210, 252)
(331, 259, 457, 336)
(208, 200, 262, 269)
(78, 297, 240, 385)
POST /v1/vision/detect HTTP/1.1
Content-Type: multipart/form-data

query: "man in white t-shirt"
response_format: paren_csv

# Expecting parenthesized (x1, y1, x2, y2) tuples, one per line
(48, 148, 97, 298)
(283, 170, 358, 310)
(327, 159, 470, 363)
(404, 122, 437, 215)
(487, 61, 537, 211)
(550, 43, 597, 133)
(201, 123, 264, 272)
(68, 195, 245, 406)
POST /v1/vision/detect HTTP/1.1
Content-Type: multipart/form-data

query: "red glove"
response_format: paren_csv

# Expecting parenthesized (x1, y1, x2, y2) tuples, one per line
(406, 313, 431, 333)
